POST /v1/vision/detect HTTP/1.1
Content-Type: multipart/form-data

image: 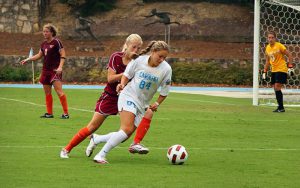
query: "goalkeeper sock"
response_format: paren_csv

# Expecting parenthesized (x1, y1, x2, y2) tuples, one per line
(45, 94, 53, 115)
(275, 90, 284, 109)
(134, 117, 151, 144)
(65, 127, 91, 152)
(59, 94, 69, 115)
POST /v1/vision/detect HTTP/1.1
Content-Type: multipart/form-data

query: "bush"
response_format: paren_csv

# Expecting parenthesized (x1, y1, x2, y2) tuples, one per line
(171, 61, 252, 85)
(0, 66, 32, 81)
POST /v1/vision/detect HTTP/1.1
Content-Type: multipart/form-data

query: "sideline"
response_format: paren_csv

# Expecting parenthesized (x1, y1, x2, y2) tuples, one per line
(0, 83, 254, 98)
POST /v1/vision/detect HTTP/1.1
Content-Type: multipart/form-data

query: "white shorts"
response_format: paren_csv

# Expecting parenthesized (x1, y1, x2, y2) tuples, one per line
(118, 94, 144, 127)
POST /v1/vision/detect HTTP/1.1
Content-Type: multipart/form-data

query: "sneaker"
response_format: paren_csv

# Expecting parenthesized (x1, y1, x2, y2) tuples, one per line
(61, 114, 70, 119)
(40, 113, 54, 118)
(60, 148, 69, 159)
(86, 134, 97, 157)
(273, 108, 285, 113)
(94, 157, 109, 164)
(128, 143, 149, 154)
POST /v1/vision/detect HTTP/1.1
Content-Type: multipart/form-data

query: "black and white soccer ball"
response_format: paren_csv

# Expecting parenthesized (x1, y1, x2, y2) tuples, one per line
(167, 144, 188, 165)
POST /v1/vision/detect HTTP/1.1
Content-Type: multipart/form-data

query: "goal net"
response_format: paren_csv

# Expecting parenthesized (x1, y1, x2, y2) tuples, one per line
(253, 0, 300, 106)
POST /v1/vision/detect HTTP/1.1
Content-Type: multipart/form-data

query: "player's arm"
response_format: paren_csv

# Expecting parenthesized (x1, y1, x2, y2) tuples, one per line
(264, 54, 270, 72)
(116, 60, 137, 93)
(282, 49, 293, 67)
(116, 74, 129, 93)
(20, 50, 43, 65)
(262, 54, 270, 80)
(107, 68, 123, 84)
(56, 48, 66, 73)
(149, 95, 167, 112)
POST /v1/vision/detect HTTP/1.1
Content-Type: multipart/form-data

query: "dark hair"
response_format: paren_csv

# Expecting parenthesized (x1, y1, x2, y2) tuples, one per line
(43, 23, 57, 37)
(267, 31, 276, 38)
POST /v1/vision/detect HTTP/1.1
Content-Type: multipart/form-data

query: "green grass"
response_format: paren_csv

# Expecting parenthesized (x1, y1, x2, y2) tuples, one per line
(0, 88, 300, 188)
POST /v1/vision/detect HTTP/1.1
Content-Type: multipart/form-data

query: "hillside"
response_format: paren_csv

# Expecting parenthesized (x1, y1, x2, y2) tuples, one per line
(0, 0, 253, 59)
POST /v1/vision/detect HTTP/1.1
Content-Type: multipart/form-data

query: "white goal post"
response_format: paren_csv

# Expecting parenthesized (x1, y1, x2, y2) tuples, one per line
(253, 0, 300, 106)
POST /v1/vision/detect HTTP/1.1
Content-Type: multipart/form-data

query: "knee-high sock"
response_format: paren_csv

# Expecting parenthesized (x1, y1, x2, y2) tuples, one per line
(59, 94, 68, 114)
(46, 94, 53, 114)
(275, 90, 284, 109)
(94, 130, 128, 160)
(65, 127, 91, 152)
(93, 132, 116, 145)
(134, 117, 151, 144)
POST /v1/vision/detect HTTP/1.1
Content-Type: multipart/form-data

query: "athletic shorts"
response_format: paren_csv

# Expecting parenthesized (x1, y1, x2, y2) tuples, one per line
(94, 92, 119, 115)
(271, 72, 287, 84)
(39, 70, 62, 85)
(118, 93, 144, 127)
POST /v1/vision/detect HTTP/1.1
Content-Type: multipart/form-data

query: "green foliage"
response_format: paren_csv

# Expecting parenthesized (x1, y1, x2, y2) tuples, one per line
(0, 66, 32, 81)
(88, 69, 107, 82)
(171, 61, 252, 85)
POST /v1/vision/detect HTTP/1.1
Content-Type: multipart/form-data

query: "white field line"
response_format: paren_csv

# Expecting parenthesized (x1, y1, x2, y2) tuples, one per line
(0, 97, 291, 122)
(0, 145, 299, 151)
(0, 97, 94, 113)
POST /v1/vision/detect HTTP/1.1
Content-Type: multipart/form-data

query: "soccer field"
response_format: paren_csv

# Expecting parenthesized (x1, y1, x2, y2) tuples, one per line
(0, 88, 300, 188)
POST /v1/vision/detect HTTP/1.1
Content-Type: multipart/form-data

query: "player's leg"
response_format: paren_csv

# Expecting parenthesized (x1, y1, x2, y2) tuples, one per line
(273, 72, 286, 112)
(93, 110, 135, 164)
(60, 112, 107, 158)
(274, 82, 285, 112)
(53, 80, 69, 118)
(41, 84, 54, 118)
(129, 108, 153, 154)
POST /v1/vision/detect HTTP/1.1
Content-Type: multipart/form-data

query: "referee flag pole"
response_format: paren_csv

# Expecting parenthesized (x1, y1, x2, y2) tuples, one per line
(29, 47, 34, 84)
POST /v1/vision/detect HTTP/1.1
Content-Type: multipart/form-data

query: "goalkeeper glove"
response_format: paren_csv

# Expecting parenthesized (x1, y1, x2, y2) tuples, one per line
(262, 71, 267, 80)
(287, 64, 295, 77)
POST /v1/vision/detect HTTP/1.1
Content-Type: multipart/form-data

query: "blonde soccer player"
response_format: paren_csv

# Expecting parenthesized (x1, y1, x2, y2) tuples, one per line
(20, 23, 69, 119)
(263, 31, 293, 112)
(93, 41, 172, 164)
(60, 34, 155, 158)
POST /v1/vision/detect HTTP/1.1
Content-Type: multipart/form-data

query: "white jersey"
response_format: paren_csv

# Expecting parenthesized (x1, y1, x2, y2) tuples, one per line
(120, 55, 172, 111)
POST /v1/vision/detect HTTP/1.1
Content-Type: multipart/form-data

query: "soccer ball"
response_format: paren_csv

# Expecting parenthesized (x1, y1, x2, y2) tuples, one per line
(167, 144, 188, 165)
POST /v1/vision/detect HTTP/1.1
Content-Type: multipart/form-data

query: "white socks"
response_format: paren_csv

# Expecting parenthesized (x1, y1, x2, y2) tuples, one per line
(93, 132, 116, 144)
(94, 129, 128, 160)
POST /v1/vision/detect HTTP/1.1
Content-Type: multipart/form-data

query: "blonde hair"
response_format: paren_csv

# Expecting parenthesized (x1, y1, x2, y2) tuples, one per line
(43, 23, 58, 37)
(139, 40, 170, 56)
(122, 34, 143, 52)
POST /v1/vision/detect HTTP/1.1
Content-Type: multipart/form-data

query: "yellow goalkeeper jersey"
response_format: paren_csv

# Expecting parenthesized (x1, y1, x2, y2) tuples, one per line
(265, 42, 288, 73)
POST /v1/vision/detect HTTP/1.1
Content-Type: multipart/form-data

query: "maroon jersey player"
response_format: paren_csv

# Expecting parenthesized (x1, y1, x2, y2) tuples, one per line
(60, 34, 146, 158)
(20, 23, 69, 119)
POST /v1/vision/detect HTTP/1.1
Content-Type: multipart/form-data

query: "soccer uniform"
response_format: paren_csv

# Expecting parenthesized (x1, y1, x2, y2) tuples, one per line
(118, 55, 172, 126)
(265, 42, 288, 84)
(39, 38, 64, 85)
(95, 52, 126, 115)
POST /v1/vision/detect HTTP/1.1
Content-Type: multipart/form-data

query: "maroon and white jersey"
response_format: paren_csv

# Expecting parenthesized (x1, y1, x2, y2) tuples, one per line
(103, 52, 126, 96)
(40, 38, 63, 71)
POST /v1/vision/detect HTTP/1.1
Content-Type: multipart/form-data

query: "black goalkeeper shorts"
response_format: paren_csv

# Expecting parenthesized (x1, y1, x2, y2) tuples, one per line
(271, 72, 287, 84)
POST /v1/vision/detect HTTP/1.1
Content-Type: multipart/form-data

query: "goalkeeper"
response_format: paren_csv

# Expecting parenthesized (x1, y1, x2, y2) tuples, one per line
(262, 31, 293, 112)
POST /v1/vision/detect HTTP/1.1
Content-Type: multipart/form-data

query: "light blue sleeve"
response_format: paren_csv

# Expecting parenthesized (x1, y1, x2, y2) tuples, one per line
(160, 67, 172, 96)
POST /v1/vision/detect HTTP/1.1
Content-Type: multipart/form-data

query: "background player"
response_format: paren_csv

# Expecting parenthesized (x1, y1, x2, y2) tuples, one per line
(20, 23, 69, 119)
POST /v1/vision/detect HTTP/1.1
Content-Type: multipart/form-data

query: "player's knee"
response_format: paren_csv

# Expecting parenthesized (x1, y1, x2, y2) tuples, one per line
(144, 109, 154, 119)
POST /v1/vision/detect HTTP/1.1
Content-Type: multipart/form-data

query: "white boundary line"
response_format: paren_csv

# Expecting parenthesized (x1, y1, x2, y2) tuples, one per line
(0, 145, 299, 151)
(0, 97, 291, 122)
